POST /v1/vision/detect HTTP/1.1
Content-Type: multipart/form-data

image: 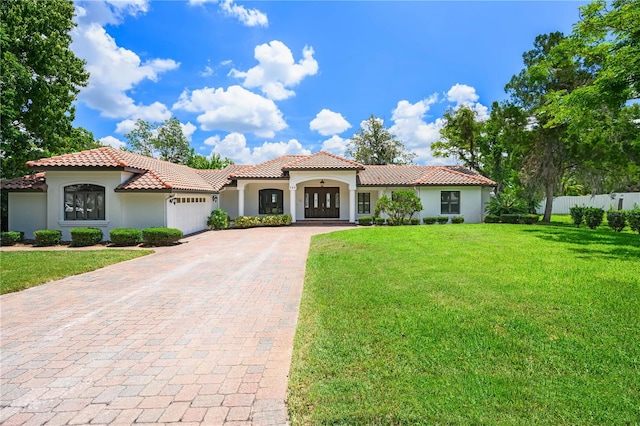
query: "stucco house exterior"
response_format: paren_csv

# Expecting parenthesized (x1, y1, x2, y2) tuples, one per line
(1, 147, 496, 239)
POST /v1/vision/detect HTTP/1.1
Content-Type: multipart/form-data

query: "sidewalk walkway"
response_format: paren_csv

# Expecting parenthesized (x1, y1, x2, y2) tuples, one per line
(0, 226, 344, 425)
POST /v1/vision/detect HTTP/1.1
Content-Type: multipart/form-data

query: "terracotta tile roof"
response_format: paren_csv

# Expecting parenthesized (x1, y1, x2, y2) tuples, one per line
(231, 155, 304, 179)
(196, 165, 250, 191)
(358, 165, 496, 186)
(283, 152, 364, 170)
(27, 147, 216, 192)
(0, 172, 47, 191)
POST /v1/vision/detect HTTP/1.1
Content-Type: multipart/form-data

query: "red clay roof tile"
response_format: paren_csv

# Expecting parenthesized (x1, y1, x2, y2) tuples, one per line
(283, 152, 364, 170)
(0, 172, 47, 191)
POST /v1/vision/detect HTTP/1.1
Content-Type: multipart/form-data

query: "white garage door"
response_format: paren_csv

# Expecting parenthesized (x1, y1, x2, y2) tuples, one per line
(167, 194, 211, 235)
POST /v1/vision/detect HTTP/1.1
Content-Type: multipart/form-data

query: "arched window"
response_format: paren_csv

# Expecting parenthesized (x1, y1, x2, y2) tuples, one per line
(259, 189, 284, 214)
(64, 184, 105, 220)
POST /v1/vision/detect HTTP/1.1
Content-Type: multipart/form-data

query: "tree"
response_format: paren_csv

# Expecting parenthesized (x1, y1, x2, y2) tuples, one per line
(187, 151, 234, 170)
(432, 106, 484, 172)
(374, 190, 423, 225)
(506, 32, 595, 222)
(1, 0, 97, 179)
(124, 117, 193, 165)
(346, 115, 415, 165)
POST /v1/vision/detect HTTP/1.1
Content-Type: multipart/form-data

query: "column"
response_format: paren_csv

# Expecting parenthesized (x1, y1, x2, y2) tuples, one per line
(349, 189, 356, 223)
(238, 186, 245, 217)
(289, 185, 297, 223)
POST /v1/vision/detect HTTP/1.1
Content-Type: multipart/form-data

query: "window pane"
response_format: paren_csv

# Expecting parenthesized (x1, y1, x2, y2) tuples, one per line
(335, 193, 339, 208)
(313, 193, 318, 208)
(272, 193, 277, 203)
(326, 193, 331, 208)
(305, 193, 309, 208)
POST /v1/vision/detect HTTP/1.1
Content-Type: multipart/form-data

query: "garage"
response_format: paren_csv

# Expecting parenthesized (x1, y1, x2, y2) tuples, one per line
(167, 194, 212, 235)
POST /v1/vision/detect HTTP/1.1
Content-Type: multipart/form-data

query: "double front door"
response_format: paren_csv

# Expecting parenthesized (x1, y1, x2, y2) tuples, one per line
(305, 187, 340, 218)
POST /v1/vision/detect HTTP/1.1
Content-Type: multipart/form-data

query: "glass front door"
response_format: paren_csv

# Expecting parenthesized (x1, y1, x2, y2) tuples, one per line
(304, 187, 340, 218)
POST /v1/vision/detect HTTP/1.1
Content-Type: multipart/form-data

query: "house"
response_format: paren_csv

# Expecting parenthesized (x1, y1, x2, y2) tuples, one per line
(1, 147, 496, 239)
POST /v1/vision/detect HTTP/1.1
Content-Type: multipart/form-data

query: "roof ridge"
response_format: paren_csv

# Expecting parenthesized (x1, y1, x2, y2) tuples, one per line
(102, 147, 130, 168)
(231, 155, 303, 177)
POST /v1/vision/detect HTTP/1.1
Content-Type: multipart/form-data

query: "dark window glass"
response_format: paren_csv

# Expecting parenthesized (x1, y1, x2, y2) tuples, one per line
(259, 189, 284, 214)
(64, 184, 105, 220)
(441, 191, 460, 214)
(358, 193, 371, 214)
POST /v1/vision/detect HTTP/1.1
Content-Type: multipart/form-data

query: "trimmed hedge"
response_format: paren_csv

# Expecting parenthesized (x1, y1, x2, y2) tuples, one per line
(142, 227, 183, 246)
(423, 217, 438, 225)
(207, 208, 229, 230)
(437, 216, 449, 224)
(0, 231, 24, 246)
(110, 228, 143, 246)
(628, 208, 640, 234)
(34, 229, 62, 246)
(606, 210, 627, 232)
(569, 206, 585, 227)
(410, 218, 420, 225)
(484, 215, 500, 223)
(70, 228, 104, 247)
(584, 207, 604, 229)
(451, 216, 464, 224)
(500, 214, 521, 224)
(375, 217, 386, 226)
(358, 216, 373, 226)
(232, 214, 292, 229)
(520, 214, 540, 224)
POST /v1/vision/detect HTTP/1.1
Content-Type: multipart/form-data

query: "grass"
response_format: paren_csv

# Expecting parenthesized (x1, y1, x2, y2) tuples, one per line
(0, 250, 153, 294)
(288, 223, 640, 425)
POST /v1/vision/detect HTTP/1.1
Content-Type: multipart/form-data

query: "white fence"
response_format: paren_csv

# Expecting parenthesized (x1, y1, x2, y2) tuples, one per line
(536, 192, 640, 215)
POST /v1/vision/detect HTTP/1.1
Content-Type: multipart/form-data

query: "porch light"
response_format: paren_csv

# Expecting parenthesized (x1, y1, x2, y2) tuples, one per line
(320, 180, 325, 187)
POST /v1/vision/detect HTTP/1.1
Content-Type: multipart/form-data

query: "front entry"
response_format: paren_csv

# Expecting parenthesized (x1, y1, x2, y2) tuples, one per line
(304, 187, 340, 218)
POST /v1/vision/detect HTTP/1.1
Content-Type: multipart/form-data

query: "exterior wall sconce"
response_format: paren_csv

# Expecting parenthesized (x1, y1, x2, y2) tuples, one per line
(168, 195, 177, 204)
(212, 195, 218, 202)
(320, 179, 325, 187)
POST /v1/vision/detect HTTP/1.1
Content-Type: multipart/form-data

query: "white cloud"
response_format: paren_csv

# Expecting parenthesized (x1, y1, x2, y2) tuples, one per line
(100, 135, 126, 149)
(389, 95, 447, 164)
(310, 109, 351, 136)
(181, 122, 198, 141)
(72, 1, 180, 138)
(188, 0, 268, 27)
(173, 85, 287, 138)
(446, 83, 489, 121)
(230, 40, 318, 100)
(207, 133, 310, 164)
(321, 135, 349, 157)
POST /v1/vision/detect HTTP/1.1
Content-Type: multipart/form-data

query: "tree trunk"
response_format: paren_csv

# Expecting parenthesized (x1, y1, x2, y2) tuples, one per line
(543, 182, 554, 222)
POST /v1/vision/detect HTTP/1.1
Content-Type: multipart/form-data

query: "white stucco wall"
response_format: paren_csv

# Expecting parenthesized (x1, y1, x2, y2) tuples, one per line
(220, 189, 239, 219)
(120, 193, 166, 230)
(8, 193, 47, 239)
(369, 186, 488, 224)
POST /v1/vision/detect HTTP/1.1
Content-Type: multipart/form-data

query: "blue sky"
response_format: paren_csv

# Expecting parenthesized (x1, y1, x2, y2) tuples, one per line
(71, 0, 588, 165)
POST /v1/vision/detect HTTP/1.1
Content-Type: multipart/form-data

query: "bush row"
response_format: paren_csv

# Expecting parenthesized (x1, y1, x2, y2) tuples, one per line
(358, 216, 464, 226)
(483, 214, 540, 224)
(17, 227, 183, 247)
(232, 214, 292, 229)
(570, 206, 640, 233)
(0, 231, 24, 246)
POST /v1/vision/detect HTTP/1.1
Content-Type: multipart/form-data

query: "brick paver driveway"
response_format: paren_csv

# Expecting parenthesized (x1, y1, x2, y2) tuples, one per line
(1, 226, 345, 425)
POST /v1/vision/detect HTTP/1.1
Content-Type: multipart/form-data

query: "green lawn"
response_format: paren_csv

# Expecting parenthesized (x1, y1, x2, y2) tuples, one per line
(0, 250, 153, 294)
(288, 223, 640, 425)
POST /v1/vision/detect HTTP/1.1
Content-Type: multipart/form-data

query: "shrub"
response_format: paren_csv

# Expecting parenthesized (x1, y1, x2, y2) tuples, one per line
(358, 216, 373, 226)
(423, 217, 437, 225)
(584, 207, 604, 229)
(451, 216, 464, 224)
(375, 217, 386, 226)
(232, 216, 261, 229)
(0, 231, 24, 246)
(374, 191, 423, 226)
(437, 216, 449, 224)
(402, 218, 411, 225)
(484, 215, 500, 223)
(261, 215, 281, 226)
(207, 208, 229, 230)
(410, 218, 420, 225)
(34, 229, 62, 246)
(606, 210, 627, 232)
(569, 206, 585, 227)
(486, 191, 528, 216)
(110, 228, 142, 246)
(142, 227, 183, 246)
(521, 214, 540, 224)
(500, 214, 521, 224)
(627, 207, 640, 234)
(281, 214, 292, 225)
(70, 228, 103, 247)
